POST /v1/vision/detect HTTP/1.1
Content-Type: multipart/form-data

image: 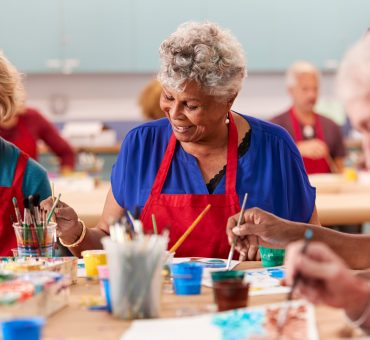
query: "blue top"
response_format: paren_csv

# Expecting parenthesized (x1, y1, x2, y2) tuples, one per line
(0, 139, 51, 199)
(111, 113, 316, 223)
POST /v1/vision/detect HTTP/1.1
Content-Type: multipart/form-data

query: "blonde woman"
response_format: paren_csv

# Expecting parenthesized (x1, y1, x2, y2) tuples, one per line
(0, 54, 51, 255)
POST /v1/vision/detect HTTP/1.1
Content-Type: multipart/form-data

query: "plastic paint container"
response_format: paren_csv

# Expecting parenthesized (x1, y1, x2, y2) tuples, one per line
(213, 279, 250, 312)
(259, 246, 285, 267)
(211, 270, 245, 283)
(171, 262, 203, 295)
(81, 250, 107, 277)
(2, 317, 45, 340)
(97, 265, 112, 312)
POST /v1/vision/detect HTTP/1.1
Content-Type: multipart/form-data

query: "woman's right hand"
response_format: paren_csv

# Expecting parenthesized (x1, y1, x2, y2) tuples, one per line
(40, 197, 83, 245)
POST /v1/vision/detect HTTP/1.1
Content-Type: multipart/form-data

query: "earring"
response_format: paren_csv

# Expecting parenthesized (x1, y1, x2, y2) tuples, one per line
(225, 113, 230, 124)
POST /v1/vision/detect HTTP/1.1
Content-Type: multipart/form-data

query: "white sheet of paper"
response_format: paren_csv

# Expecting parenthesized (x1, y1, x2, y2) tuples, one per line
(121, 300, 319, 340)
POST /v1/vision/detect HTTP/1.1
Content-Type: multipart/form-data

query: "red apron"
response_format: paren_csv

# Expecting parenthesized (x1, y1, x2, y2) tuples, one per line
(3, 118, 38, 160)
(290, 108, 331, 174)
(140, 113, 241, 258)
(0, 150, 28, 256)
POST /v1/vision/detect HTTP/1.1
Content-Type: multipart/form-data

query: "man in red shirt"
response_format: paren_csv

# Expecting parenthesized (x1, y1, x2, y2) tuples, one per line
(270, 61, 345, 174)
(0, 107, 75, 172)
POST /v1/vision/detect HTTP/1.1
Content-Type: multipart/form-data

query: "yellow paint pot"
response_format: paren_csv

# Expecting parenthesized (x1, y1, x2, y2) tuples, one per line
(81, 250, 107, 277)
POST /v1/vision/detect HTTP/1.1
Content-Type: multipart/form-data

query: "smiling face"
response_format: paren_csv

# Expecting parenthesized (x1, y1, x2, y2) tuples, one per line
(289, 73, 319, 114)
(160, 81, 234, 145)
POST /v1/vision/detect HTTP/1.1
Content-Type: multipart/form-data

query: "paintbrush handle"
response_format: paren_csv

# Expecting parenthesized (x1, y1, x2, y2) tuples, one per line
(169, 204, 211, 253)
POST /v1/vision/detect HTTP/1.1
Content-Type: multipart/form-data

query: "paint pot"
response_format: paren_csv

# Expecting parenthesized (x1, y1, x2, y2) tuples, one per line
(213, 279, 249, 312)
(211, 270, 245, 283)
(171, 262, 203, 295)
(97, 265, 112, 313)
(259, 246, 285, 267)
(81, 250, 107, 278)
(2, 317, 45, 340)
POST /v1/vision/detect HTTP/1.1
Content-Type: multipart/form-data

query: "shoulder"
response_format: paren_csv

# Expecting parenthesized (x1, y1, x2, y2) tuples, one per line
(269, 110, 290, 125)
(122, 118, 171, 146)
(23, 158, 51, 199)
(317, 114, 341, 129)
(238, 112, 300, 156)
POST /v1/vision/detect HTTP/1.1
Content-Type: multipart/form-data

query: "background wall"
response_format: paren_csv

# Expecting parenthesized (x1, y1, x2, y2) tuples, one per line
(24, 72, 342, 126)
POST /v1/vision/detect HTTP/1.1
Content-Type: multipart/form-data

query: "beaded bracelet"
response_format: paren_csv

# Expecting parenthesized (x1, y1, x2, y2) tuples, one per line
(59, 219, 87, 248)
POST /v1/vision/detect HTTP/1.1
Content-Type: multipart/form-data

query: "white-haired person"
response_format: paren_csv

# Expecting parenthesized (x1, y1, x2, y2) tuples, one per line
(41, 22, 320, 258)
(0, 54, 51, 256)
(228, 35, 370, 334)
(271, 61, 345, 174)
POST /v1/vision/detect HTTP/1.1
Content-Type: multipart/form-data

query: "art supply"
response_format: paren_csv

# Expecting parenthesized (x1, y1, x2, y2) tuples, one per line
(211, 270, 245, 283)
(171, 262, 203, 295)
(213, 279, 250, 311)
(81, 250, 107, 278)
(102, 234, 167, 319)
(259, 247, 285, 267)
(13, 222, 56, 257)
(169, 204, 211, 253)
(12, 197, 23, 226)
(226, 193, 248, 271)
(97, 265, 112, 313)
(46, 193, 61, 224)
(1, 317, 45, 340)
(277, 228, 314, 331)
(151, 214, 158, 235)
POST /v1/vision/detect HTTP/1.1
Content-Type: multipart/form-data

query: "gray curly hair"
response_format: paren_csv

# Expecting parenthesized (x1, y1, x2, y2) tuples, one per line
(158, 22, 246, 101)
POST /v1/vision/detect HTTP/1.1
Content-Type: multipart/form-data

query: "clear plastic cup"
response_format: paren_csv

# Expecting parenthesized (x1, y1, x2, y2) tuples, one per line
(171, 262, 203, 295)
(13, 222, 56, 257)
(211, 270, 245, 283)
(213, 279, 250, 311)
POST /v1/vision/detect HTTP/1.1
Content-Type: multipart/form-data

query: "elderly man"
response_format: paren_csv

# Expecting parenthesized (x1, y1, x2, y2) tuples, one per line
(271, 61, 345, 174)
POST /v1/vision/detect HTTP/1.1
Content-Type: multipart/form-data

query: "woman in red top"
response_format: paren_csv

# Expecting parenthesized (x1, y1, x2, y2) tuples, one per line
(0, 107, 75, 172)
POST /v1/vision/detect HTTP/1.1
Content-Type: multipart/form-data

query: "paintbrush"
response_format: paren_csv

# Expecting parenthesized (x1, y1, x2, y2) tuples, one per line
(276, 228, 314, 332)
(46, 193, 61, 224)
(226, 193, 248, 271)
(169, 204, 211, 253)
(12, 197, 23, 226)
(152, 214, 158, 235)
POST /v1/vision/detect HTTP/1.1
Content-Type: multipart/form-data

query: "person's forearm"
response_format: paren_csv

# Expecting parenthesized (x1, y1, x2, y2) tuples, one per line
(285, 221, 370, 269)
(68, 227, 107, 257)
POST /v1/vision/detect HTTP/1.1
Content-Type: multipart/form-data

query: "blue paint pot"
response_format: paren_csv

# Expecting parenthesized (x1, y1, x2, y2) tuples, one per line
(171, 263, 203, 295)
(102, 278, 112, 313)
(2, 317, 45, 340)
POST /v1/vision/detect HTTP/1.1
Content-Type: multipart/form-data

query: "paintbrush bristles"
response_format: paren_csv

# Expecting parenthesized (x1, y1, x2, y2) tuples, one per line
(169, 204, 211, 253)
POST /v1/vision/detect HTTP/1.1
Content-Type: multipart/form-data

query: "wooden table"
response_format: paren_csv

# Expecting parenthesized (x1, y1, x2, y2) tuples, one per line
(43, 262, 346, 340)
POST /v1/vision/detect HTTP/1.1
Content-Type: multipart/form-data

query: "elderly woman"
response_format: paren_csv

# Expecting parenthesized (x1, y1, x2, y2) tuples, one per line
(0, 54, 51, 255)
(44, 22, 318, 258)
